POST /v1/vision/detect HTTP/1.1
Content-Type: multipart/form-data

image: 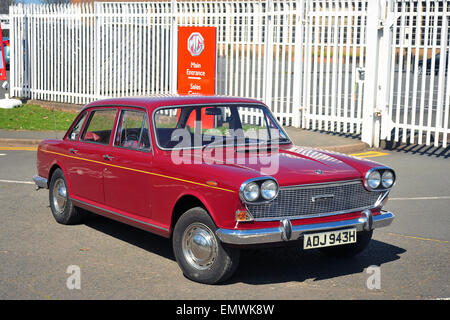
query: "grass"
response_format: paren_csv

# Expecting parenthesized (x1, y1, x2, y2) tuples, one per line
(0, 105, 77, 131)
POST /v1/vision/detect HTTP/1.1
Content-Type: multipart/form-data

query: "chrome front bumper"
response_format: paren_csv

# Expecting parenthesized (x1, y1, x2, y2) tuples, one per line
(33, 175, 48, 190)
(216, 210, 394, 245)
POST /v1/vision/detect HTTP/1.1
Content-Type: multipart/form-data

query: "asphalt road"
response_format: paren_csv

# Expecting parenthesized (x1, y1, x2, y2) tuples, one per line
(0, 148, 449, 300)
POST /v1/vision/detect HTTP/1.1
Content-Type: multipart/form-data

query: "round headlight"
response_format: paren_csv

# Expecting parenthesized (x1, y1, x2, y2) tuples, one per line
(243, 182, 260, 202)
(261, 180, 278, 200)
(367, 170, 381, 189)
(381, 170, 394, 188)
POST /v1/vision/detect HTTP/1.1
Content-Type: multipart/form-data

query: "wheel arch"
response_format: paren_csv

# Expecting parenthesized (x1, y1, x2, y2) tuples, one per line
(47, 161, 72, 193)
(169, 193, 216, 238)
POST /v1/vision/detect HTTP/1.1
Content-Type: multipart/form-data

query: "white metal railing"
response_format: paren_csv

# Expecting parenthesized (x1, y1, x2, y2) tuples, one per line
(9, 1, 302, 127)
(8, 1, 450, 148)
(381, 0, 450, 148)
(300, 0, 368, 135)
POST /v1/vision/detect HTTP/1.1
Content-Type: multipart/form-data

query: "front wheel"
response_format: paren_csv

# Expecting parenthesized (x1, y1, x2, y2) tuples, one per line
(172, 207, 240, 284)
(319, 230, 373, 258)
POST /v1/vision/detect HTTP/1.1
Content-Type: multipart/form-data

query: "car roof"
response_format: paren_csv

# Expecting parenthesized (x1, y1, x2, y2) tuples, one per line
(81, 95, 265, 112)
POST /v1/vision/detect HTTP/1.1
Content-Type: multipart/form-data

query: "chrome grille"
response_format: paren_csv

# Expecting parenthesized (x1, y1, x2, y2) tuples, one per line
(246, 180, 384, 221)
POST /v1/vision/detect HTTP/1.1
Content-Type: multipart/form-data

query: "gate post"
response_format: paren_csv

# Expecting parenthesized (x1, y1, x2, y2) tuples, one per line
(9, 5, 15, 98)
(170, 0, 178, 94)
(263, 0, 274, 110)
(361, 0, 383, 147)
(292, 0, 305, 128)
(377, 0, 395, 148)
(94, 2, 102, 99)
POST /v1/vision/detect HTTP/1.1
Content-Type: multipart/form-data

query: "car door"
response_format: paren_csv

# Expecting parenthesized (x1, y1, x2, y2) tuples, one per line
(66, 108, 118, 205)
(103, 108, 153, 218)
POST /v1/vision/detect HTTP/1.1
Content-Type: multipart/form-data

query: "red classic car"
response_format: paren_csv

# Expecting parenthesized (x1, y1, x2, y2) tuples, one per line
(33, 96, 395, 284)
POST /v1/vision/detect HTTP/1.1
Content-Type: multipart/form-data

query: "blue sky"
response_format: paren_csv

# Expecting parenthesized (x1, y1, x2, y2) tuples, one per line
(16, 0, 50, 4)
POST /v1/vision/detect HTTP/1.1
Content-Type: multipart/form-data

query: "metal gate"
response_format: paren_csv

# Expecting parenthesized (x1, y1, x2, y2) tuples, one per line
(8, 1, 303, 127)
(300, 0, 368, 135)
(380, 0, 450, 148)
(301, 0, 450, 149)
(7, 0, 450, 148)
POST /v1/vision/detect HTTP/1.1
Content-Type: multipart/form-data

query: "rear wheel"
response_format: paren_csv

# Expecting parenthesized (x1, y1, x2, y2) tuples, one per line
(172, 207, 240, 284)
(49, 168, 83, 225)
(319, 230, 372, 258)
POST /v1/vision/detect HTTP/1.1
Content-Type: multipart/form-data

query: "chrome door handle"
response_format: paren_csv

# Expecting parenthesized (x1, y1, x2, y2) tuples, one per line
(103, 154, 114, 161)
(69, 148, 78, 154)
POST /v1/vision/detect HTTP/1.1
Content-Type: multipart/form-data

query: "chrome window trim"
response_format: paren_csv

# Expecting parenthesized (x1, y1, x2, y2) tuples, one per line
(151, 103, 292, 151)
(74, 104, 154, 154)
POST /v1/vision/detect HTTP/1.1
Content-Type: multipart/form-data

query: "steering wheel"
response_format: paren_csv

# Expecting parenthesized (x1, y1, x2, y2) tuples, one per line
(122, 132, 139, 146)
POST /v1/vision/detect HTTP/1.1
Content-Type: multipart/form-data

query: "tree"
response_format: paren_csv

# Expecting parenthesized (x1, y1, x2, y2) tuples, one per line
(0, 0, 16, 15)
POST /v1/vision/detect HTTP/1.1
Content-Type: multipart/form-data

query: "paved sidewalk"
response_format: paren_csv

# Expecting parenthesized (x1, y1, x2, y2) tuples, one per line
(0, 127, 367, 153)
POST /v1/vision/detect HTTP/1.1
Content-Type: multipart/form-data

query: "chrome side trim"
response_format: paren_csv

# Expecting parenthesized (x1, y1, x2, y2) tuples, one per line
(70, 198, 169, 232)
(216, 211, 395, 245)
(33, 175, 48, 190)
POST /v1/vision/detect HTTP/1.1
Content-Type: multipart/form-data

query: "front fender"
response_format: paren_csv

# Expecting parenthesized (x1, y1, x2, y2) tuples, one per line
(172, 188, 242, 230)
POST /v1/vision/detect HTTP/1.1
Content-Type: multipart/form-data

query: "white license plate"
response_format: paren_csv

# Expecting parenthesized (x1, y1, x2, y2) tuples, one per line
(303, 228, 357, 250)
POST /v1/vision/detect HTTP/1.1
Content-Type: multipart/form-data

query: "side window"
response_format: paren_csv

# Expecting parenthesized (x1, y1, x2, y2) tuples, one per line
(115, 110, 151, 151)
(67, 112, 87, 141)
(81, 109, 117, 145)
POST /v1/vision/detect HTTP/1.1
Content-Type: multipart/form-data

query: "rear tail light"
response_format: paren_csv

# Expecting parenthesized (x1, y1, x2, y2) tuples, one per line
(3, 40, 9, 47)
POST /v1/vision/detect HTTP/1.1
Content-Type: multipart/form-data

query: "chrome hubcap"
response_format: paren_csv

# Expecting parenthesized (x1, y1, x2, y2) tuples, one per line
(52, 178, 67, 214)
(182, 223, 218, 270)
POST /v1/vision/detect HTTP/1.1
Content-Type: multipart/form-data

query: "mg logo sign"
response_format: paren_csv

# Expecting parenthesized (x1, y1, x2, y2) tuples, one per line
(178, 26, 216, 96)
(187, 32, 204, 56)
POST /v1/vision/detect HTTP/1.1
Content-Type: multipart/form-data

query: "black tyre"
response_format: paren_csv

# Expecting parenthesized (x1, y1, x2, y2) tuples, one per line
(319, 230, 372, 258)
(49, 168, 83, 225)
(172, 207, 240, 284)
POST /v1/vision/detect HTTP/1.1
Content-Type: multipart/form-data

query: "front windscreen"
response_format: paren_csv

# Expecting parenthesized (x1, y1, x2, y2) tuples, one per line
(153, 104, 290, 149)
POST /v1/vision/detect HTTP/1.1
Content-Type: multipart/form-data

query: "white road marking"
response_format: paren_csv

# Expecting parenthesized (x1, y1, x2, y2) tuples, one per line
(0, 153, 6, 156)
(0, 179, 34, 185)
(389, 196, 450, 201)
